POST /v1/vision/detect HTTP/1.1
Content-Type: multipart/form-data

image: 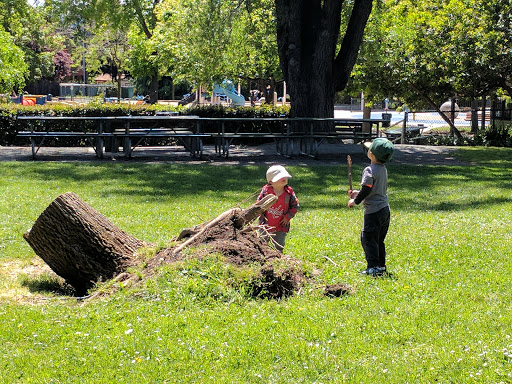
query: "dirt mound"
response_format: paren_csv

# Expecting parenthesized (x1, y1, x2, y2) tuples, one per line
(149, 216, 312, 299)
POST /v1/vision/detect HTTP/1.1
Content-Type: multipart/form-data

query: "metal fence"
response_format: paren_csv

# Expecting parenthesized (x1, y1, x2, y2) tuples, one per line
(380, 107, 512, 144)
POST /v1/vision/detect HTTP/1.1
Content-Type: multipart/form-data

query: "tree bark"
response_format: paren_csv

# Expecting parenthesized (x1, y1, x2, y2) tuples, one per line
(149, 73, 159, 104)
(23, 192, 145, 295)
(275, 0, 373, 124)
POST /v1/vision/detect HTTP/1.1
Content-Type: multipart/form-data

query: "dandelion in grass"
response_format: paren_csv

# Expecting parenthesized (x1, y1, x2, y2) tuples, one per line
(125, 329, 133, 335)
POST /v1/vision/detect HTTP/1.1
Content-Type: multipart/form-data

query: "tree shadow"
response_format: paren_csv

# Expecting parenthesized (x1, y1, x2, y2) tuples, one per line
(5, 160, 511, 214)
(19, 273, 76, 296)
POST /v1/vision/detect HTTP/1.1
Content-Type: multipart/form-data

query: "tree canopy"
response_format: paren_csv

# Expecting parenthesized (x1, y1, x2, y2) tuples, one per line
(0, 26, 28, 93)
(4, 0, 512, 119)
(350, 0, 512, 109)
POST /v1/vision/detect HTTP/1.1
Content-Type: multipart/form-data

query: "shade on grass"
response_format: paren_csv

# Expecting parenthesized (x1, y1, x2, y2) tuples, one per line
(1, 147, 512, 383)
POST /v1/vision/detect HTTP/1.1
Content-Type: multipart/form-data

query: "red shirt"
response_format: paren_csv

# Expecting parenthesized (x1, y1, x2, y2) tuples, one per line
(257, 184, 299, 233)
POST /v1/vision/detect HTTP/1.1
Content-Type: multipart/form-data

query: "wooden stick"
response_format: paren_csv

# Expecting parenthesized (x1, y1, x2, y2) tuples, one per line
(347, 155, 353, 191)
(324, 255, 338, 267)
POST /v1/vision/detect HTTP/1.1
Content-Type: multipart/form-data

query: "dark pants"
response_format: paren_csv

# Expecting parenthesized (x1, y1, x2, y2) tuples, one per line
(361, 206, 390, 269)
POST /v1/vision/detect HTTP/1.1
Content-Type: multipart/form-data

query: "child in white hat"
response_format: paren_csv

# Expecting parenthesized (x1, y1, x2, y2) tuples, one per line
(257, 165, 299, 252)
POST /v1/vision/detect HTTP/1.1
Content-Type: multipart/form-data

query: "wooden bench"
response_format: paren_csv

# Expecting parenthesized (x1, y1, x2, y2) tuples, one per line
(111, 128, 210, 157)
(16, 131, 114, 159)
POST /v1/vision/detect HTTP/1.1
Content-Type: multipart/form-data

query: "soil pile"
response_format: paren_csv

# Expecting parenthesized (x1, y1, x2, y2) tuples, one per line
(150, 215, 308, 299)
(151, 214, 351, 299)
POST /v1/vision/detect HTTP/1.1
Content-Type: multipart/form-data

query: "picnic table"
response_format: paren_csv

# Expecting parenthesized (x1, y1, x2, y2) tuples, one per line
(16, 115, 384, 159)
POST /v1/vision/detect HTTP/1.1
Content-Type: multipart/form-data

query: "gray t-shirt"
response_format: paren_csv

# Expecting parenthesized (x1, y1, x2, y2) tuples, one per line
(360, 163, 389, 214)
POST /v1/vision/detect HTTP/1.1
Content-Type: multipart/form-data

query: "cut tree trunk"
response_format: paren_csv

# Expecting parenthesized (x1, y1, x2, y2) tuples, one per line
(24, 193, 277, 296)
(23, 192, 145, 295)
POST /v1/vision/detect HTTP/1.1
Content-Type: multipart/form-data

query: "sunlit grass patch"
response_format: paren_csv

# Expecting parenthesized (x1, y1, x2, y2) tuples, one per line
(1, 147, 512, 382)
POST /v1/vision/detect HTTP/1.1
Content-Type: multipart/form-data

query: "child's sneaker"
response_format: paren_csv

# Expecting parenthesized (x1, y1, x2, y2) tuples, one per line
(360, 266, 387, 277)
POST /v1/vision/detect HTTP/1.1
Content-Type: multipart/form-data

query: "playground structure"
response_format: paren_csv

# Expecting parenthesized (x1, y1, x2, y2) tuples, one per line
(213, 82, 245, 106)
(11, 94, 50, 105)
(10, 78, 291, 108)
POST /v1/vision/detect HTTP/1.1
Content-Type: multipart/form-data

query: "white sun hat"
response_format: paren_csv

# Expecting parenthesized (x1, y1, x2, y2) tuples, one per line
(266, 165, 292, 183)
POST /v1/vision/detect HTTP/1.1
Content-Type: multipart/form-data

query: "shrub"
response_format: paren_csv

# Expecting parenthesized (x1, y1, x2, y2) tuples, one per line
(483, 122, 512, 147)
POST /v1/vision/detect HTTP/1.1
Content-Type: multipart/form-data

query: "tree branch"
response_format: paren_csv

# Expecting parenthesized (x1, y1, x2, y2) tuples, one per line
(333, 0, 373, 91)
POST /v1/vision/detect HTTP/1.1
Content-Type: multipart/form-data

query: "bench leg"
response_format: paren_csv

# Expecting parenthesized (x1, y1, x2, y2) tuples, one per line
(218, 137, 230, 157)
(30, 137, 46, 160)
(191, 137, 203, 158)
(31, 138, 37, 160)
(95, 137, 104, 158)
(123, 137, 132, 158)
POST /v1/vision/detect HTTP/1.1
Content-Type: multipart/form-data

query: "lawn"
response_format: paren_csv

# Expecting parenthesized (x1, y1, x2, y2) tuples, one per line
(1, 147, 512, 383)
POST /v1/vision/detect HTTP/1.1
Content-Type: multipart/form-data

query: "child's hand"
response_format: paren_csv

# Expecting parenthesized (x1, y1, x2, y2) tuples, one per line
(347, 199, 356, 208)
(280, 216, 290, 226)
(348, 189, 359, 199)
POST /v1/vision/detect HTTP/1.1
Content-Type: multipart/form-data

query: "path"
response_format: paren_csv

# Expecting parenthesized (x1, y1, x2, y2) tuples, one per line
(0, 143, 468, 166)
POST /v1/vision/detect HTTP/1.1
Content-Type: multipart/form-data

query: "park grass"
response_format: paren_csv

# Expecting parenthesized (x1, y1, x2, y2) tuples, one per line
(1, 147, 512, 383)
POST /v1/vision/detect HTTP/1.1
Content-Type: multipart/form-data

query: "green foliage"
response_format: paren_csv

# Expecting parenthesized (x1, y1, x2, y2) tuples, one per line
(226, 0, 281, 81)
(148, 252, 262, 304)
(182, 104, 289, 118)
(155, 0, 281, 88)
(482, 122, 512, 147)
(0, 26, 28, 93)
(353, 0, 512, 107)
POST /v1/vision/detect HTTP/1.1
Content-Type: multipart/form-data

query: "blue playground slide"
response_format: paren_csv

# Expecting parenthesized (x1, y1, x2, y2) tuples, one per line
(213, 82, 245, 106)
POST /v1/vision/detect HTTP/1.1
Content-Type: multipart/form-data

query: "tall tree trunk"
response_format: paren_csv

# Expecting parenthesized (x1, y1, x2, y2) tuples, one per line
(481, 95, 487, 130)
(117, 75, 122, 101)
(471, 98, 479, 133)
(149, 73, 159, 104)
(275, 0, 373, 127)
(23, 192, 145, 295)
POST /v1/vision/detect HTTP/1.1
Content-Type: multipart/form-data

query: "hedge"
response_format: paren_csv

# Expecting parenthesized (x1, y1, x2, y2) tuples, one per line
(0, 102, 290, 146)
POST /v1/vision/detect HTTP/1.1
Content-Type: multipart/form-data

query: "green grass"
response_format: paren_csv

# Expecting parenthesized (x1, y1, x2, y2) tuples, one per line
(1, 147, 512, 383)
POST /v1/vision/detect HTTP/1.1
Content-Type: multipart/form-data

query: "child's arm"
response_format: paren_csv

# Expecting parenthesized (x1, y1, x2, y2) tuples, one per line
(281, 188, 299, 225)
(257, 184, 270, 201)
(347, 166, 374, 208)
(347, 185, 372, 208)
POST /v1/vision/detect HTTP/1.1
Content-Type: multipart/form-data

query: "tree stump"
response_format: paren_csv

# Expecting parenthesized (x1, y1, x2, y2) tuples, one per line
(23, 192, 145, 295)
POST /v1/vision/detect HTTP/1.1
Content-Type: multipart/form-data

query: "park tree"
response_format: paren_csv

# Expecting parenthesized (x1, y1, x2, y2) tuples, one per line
(45, 0, 102, 84)
(46, 0, 158, 100)
(350, 0, 512, 136)
(123, 0, 162, 103)
(1, 0, 58, 88)
(274, 0, 373, 120)
(226, 0, 282, 99)
(347, 0, 469, 137)
(155, 0, 245, 97)
(81, 1, 132, 99)
(0, 0, 28, 36)
(0, 26, 29, 93)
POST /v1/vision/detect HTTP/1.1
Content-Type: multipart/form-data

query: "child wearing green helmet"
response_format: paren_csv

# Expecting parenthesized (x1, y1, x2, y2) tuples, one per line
(348, 138, 395, 277)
